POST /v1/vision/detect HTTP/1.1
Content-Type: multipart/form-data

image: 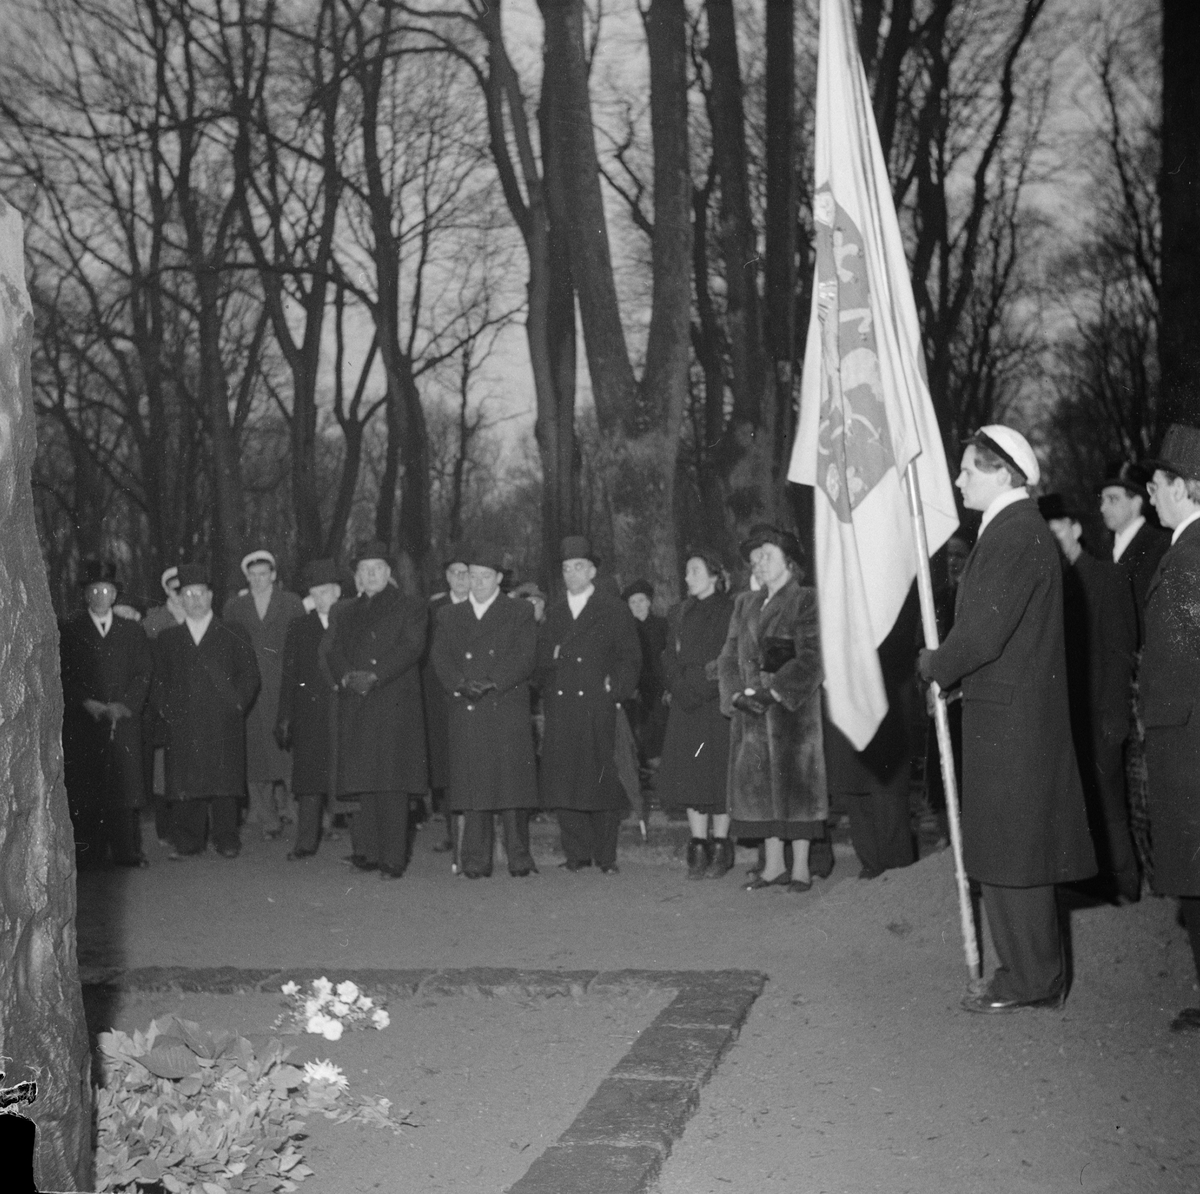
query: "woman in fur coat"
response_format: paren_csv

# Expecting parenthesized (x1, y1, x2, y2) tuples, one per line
(718, 525, 828, 892)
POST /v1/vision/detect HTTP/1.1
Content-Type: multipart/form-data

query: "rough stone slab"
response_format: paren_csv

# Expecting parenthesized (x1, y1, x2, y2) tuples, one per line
(507, 1142, 664, 1194)
(559, 1077, 698, 1149)
(654, 972, 765, 1030)
(264, 967, 433, 996)
(172, 966, 282, 993)
(419, 967, 598, 998)
(609, 1024, 733, 1085)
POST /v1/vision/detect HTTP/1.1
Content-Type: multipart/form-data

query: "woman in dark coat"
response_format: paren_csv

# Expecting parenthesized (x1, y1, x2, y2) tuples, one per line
(324, 541, 428, 878)
(718, 526, 827, 892)
(656, 551, 735, 879)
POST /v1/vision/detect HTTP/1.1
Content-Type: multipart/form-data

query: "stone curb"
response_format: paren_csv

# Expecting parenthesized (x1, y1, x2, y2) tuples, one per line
(81, 965, 766, 1194)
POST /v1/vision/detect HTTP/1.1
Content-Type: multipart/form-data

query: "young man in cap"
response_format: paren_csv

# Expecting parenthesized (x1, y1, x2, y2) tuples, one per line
(325, 541, 428, 878)
(420, 546, 472, 860)
(537, 536, 642, 873)
(275, 560, 342, 859)
(430, 545, 540, 877)
(919, 426, 1096, 1012)
(223, 549, 305, 839)
(1097, 461, 1170, 630)
(1140, 423, 1200, 1032)
(60, 560, 154, 868)
(1039, 495, 1140, 902)
(151, 565, 261, 859)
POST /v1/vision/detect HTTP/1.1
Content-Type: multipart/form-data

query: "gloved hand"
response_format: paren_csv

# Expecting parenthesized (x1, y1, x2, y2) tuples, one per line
(917, 648, 936, 683)
(273, 720, 292, 751)
(459, 679, 497, 701)
(732, 689, 776, 716)
(343, 670, 378, 696)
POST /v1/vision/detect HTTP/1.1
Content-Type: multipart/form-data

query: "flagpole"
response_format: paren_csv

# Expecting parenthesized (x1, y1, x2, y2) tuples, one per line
(904, 461, 981, 980)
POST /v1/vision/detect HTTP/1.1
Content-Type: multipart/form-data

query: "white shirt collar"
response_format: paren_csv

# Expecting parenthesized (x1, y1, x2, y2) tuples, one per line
(1171, 509, 1200, 546)
(567, 584, 595, 618)
(317, 611, 330, 629)
(469, 589, 501, 619)
(89, 610, 113, 636)
(450, 591, 469, 604)
(1112, 515, 1145, 562)
(185, 610, 214, 645)
(979, 487, 1028, 536)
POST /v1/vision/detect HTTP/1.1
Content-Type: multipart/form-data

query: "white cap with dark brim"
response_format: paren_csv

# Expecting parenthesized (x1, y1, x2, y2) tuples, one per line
(970, 425, 1040, 488)
(241, 549, 277, 577)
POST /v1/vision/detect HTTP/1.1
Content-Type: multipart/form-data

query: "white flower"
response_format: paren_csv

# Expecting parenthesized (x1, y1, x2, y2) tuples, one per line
(281, 981, 300, 997)
(370, 1009, 390, 1029)
(304, 998, 322, 1018)
(357, 996, 374, 1010)
(311, 977, 334, 1001)
(322, 1019, 344, 1041)
(335, 980, 360, 1003)
(306, 1012, 344, 1040)
(330, 1000, 350, 1018)
(302, 1060, 348, 1090)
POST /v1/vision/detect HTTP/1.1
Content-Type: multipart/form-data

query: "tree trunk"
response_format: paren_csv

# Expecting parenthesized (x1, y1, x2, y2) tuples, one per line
(1159, 0, 1200, 427)
(0, 200, 92, 1192)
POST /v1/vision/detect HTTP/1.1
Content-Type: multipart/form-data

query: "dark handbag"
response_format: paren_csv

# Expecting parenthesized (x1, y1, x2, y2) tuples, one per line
(760, 636, 796, 674)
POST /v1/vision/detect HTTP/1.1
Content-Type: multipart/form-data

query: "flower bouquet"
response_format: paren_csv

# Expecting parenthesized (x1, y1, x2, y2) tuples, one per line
(275, 977, 390, 1040)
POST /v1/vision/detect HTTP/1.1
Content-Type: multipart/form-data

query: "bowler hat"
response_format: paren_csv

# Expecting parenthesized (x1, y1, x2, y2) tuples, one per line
(1142, 423, 1200, 483)
(465, 544, 506, 574)
(176, 563, 210, 590)
(301, 558, 341, 591)
(739, 523, 804, 566)
(442, 543, 469, 569)
(560, 535, 599, 565)
(79, 558, 118, 589)
(351, 539, 392, 569)
(1037, 494, 1079, 522)
(1095, 460, 1150, 501)
(621, 579, 654, 602)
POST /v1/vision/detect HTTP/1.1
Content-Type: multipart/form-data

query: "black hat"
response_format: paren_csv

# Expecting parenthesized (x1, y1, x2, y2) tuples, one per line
(176, 563, 210, 590)
(621, 579, 654, 602)
(1142, 423, 1200, 483)
(79, 558, 118, 589)
(560, 535, 599, 565)
(464, 543, 506, 573)
(739, 523, 804, 566)
(1037, 494, 1080, 522)
(442, 543, 469, 569)
(301, 558, 341, 591)
(351, 539, 392, 569)
(1096, 460, 1150, 501)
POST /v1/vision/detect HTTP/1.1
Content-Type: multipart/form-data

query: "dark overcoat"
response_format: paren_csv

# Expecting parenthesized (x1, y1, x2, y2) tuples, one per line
(276, 611, 337, 796)
(1140, 517, 1200, 897)
(151, 618, 261, 801)
(928, 498, 1096, 886)
(430, 594, 539, 812)
(419, 592, 458, 791)
(325, 585, 428, 796)
(223, 586, 305, 785)
(537, 588, 642, 810)
(1118, 520, 1170, 638)
(656, 591, 734, 813)
(717, 578, 828, 826)
(60, 612, 153, 811)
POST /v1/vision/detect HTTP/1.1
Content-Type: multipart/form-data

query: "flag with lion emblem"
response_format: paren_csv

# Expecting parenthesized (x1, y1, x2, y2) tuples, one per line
(789, 0, 959, 750)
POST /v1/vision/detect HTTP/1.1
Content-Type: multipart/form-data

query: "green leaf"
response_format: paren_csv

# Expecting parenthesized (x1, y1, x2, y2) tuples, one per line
(176, 1076, 203, 1097)
(139, 1044, 202, 1080)
(203, 1183, 227, 1194)
(136, 1158, 163, 1182)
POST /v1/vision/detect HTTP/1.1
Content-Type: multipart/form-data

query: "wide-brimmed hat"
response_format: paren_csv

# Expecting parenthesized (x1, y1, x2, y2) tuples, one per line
(176, 563, 210, 590)
(965, 425, 1041, 487)
(240, 549, 276, 576)
(80, 558, 118, 589)
(1142, 423, 1200, 483)
(351, 539, 392, 569)
(465, 544, 506, 574)
(1095, 460, 1150, 501)
(621, 579, 654, 602)
(739, 523, 804, 566)
(1037, 494, 1079, 523)
(301, 558, 341, 591)
(560, 535, 599, 565)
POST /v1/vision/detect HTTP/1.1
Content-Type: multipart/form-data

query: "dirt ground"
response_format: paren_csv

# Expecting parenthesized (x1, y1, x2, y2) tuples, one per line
(77, 814, 1200, 1193)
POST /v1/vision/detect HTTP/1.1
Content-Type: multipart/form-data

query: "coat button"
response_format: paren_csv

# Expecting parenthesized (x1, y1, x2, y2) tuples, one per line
(465, 651, 473, 659)
(577, 656, 583, 662)
(578, 690, 584, 696)
(557, 690, 564, 696)
(467, 704, 474, 711)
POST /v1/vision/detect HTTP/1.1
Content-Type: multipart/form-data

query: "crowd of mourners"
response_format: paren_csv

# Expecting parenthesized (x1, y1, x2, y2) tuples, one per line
(59, 421, 1200, 1029)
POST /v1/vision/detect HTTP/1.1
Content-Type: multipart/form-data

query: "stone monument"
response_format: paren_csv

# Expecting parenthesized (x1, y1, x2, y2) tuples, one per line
(0, 197, 92, 1188)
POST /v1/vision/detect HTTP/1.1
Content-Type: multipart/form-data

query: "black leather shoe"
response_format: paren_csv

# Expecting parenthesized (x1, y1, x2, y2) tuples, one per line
(217, 846, 240, 859)
(287, 848, 316, 861)
(1170, 1007, 1200, 1033)
(510, 867, 535, 877)
(686, 838, 710, 880)
(350, 855, 379, 872)
(432, 840, 454, 853)
(744, 872, 791, 891)
(705, 839, 734, 879)
(379, 864, 406, 879)
(599, 864, 620, 875)
(462, 870, 488, 879)
(960, 987, 1065, 1014)
(787, 878, 813, 893)
(114, 857, 150, 868)
(558, 859, 592, 872)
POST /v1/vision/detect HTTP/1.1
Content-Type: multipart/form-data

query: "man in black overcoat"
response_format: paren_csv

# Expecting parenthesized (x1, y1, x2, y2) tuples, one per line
(621, 579, 668, 770)
(920, 426, 1096, 1013)
(1098, 461, 1170, 633)
(60, 559, 154, 868)
(151, 564, 261, 859)
(1039, 495, 1140, 901)
(431, 544, 539, 878)
(275, 559, 342, 860)
(1140, 424, 1200, 1033)
(537, 536, 642, 873)
(324, 540, 428, 878)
